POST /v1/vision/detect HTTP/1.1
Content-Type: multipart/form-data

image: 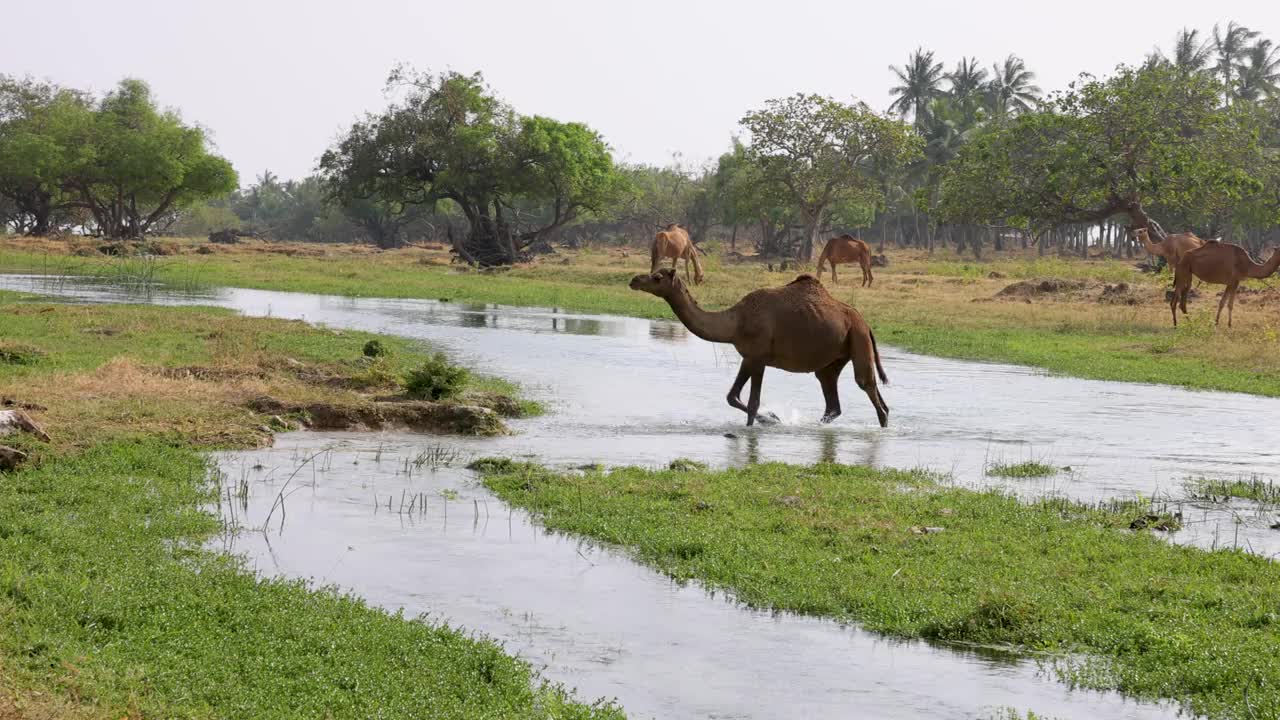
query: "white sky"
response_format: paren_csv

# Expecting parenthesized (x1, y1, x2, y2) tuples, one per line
(2, 0, 1276, 184)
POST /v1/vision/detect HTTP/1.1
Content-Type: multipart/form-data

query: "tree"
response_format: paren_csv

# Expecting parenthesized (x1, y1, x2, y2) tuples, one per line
(320, 69, 624, 265)
(740, 94, 922, 260)
(947, 57, 989, 109)
(1236, 39, 1280, 103)
(1213, 21, 1260, 104)
(1154, 28, 1214, 74)
(57, 79, 237, 238)
(938, 65, 1274, 240)
(888, 48, 946, 127)
(986, 55, 1041, 117)
(0, 76, 87, 235)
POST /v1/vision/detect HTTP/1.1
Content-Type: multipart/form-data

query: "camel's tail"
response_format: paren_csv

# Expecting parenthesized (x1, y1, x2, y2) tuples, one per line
(870, 328, 888, 385)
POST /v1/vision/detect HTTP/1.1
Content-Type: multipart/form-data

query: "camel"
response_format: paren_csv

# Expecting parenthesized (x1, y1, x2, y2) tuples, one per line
(629, 268, 888, 427)
(1170, 242, 1280, 327)
(1133, 227, 1210, 271)
(651, 223, 704, 284)
(816, 234, 874, 286)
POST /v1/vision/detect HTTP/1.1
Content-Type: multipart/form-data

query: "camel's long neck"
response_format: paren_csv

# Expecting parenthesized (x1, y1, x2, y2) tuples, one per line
(1139, 235, 1163, 255)
(665, 286, 736, 343)
(1248, 248, 1280, 279)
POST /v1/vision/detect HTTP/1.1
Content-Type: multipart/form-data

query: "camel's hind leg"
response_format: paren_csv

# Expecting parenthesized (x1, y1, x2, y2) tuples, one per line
(849, 331, 888, 427)
(684, 256, 691, 284)
(816, 360, 846, 423)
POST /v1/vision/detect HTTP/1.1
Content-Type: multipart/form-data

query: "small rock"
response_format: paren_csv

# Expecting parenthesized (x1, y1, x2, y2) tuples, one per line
(755, 411, 782, 426)
(0, 409, 51, 443)
(910, 526, 945, 535)
(723, 433, 738, 439)
(778, 495, 802, 508)
(0, 445, 28, 471)
(938, 508, 954, 516)
(988, 271, 1006, 279)
(1270, 521, 1280, 531)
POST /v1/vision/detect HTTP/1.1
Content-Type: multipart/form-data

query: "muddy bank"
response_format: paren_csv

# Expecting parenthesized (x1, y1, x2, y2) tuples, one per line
(247, 395, 508, 436)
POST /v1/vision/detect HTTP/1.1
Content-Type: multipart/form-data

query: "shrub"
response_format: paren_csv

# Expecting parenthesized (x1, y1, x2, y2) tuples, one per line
(362, 340, 388, 358)
(403, 353, 469, 401)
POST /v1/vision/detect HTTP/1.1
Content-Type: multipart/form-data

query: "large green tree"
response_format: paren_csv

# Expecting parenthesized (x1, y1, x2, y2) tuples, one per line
(320, 69, 624, 265)
(740, 94, 921, 260)
(938, 65, 1276, 240)
(59, 80, 237, 238)
(0, 76, 87, 235)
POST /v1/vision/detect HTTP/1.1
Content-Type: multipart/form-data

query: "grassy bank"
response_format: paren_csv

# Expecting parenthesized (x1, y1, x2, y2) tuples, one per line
(0, 298, 611, 718)
(4, 237, 1279, 397)
(478, 460, 1280, 720)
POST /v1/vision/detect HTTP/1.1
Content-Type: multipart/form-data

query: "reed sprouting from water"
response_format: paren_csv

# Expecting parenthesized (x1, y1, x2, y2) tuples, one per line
(1185, 474, 1280, 505)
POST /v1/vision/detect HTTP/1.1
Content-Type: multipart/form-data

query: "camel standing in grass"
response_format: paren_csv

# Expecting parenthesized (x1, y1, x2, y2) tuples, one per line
(629, 268, 888, 427)
(1171, 242, 1280, 327)
(816, 235, 874, 286)
(650, 224, 704, 284)
(1134, 227, 1209, 270)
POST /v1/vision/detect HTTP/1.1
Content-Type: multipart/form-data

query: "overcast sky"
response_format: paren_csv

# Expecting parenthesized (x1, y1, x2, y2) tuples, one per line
(3, 1, 1276, 184)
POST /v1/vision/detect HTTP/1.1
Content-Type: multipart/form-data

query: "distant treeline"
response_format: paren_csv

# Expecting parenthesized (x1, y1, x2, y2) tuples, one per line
(3, 23, 1279, 260)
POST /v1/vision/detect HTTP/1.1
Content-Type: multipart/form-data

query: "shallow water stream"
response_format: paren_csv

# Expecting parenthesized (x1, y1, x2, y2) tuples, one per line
(7, 272, 1278, 717)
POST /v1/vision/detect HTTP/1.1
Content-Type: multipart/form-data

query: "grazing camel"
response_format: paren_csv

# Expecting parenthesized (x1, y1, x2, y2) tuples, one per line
(1171, 242, 1280, 327)
(629, 268, 888, 427)
(1133, 227, 1210, 270)
(651, 223, 704, 284)
(816, 234, 874, 286)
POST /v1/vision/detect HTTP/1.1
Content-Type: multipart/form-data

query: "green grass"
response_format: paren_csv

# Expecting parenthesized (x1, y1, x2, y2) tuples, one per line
(479, 461, 1280, 720)
(1185, 474, 1280, 504)
(0, 440, 620, 719)
(986, 461, 1061, 478)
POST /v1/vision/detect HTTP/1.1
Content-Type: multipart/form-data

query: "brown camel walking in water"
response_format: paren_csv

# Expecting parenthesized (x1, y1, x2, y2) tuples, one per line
(816, 234, 873, 286)
(1133, 227, 1209, 270)
(1171, 242, 1280, 327)
(650, 223, 704, 284)
(629, 268, 888, 427)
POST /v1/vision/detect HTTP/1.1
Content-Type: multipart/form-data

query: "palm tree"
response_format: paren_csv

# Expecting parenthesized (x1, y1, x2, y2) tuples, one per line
(889, 48, 945, 127)
(1156, 28, 1213, 73)
(986, 55, 1041, 117)
(946, 57, 989, 111)
(1236, 39, 1280, 103)
(1213, 21, 1260, 104)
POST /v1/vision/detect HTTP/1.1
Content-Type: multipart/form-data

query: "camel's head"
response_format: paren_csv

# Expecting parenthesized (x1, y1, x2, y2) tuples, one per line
(693, 267, 706, 285)
(629, 267, 682, 297)
(1132, 227, 1149, 242)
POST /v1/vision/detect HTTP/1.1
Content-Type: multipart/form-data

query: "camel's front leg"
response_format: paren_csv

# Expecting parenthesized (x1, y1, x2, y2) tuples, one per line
(745, 365, 766, 426)
(684, 256, 691, 284)
(1226, 282, 1239, 328)
(726, 362, 752, 416)
(1215, 287, 1231, 326)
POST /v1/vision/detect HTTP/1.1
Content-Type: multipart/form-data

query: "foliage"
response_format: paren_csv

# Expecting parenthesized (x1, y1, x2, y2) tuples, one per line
(481, 460, 1280, 720)
(362, 339, 388, 357)
(0, 77, 236, 239)
(938, 64, 1278, 234)
(740, 94, 921, 259)
(320, 68, 624, 264)
(986, 460, 1060, 478)
(404, 352, 471, 400)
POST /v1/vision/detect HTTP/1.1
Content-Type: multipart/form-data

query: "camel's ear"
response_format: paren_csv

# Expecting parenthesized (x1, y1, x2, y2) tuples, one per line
(658, 268, 677, 280)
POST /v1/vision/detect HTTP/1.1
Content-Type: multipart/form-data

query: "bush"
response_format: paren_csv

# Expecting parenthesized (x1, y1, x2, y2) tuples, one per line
(403, 353, 469, 401)
(362, 340, 388, 358)
(0, 343, 46, 365)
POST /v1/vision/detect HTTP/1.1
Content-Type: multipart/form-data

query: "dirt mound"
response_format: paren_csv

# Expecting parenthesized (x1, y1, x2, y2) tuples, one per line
(996, 279, 1088, 300)
(1098, 283, 1139, 305)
